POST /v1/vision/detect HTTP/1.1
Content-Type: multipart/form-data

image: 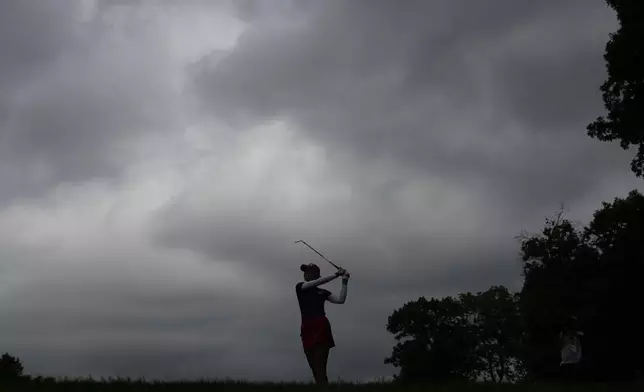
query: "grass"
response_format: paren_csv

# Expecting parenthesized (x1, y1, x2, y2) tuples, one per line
(1, 378, 643, 392)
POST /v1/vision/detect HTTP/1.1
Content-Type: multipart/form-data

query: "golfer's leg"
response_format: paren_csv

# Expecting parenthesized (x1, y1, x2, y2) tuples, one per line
(321, 346, 330, 383)
(313, 346, 330, 385)
(304, 348, 318, 383)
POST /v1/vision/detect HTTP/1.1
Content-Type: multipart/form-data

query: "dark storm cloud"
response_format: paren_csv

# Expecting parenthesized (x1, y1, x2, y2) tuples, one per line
(0, 1, 184, 203)
(0, 1, 80, 199)
(190, 0, 630, 215)
(0, 241, 307, 381)
(0, 2, 77, 87)
(0, 0, 259, 382)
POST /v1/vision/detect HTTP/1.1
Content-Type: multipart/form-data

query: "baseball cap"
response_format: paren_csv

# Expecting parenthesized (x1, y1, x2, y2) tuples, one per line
(300, 263, 320, 273)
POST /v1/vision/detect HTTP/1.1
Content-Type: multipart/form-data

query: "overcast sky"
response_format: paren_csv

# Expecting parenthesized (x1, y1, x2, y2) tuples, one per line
(0, 0, 641, 383)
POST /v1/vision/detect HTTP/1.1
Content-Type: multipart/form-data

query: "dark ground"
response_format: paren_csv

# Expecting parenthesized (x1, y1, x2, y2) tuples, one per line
(1, 379, 643, 392)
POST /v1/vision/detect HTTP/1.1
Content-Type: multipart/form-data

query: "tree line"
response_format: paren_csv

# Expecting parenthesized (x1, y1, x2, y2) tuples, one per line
(385, 190, 643, 383)
(385, 0, 643, 384)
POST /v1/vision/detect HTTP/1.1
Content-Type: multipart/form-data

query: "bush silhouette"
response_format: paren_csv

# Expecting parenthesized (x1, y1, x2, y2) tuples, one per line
(0, 353, 24, 380)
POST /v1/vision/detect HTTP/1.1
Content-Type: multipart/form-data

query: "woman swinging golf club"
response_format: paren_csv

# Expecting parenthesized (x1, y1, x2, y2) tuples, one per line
(296, 262, 349, 385)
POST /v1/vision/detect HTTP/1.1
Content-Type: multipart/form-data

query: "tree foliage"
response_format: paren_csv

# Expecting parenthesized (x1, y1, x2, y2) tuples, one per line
(463, 287, 525, 383)
(519, 190, 644, 381)
(385, 296, 475, 382)
(587, 0, 644, 176)
(385, 286, 524, 383)
(517, 210, 598, 380)
(0, 353, 24, 381)
(386, 190, 644, 383)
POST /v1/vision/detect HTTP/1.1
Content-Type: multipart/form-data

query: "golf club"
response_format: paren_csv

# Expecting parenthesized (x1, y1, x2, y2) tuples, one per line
(294, 240, 343, 271)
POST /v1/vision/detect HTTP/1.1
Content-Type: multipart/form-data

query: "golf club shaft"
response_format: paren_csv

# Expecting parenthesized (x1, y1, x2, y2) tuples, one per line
(295, 240, 342, 270)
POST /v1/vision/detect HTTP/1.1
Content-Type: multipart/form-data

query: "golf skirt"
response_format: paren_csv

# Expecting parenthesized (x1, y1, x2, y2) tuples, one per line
(300, 315, 335, 350)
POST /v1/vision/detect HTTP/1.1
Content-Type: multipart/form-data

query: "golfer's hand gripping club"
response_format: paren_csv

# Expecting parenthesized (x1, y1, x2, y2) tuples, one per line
(335, 268, 350, 281)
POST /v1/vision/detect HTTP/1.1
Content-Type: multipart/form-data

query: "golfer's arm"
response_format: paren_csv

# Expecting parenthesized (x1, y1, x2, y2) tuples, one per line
(327, 281, 348, 304)
(300, 274, 339, 290)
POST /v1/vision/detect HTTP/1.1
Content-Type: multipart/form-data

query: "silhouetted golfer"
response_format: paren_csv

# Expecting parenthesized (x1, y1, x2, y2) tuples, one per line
(296, 263, 349, 385)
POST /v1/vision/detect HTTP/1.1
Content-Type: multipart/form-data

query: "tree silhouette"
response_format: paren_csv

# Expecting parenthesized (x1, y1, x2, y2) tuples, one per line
(0, 353, 24, 381)
(518, 210, 597, 380)
(387, 191, 644, 383)
(385, 286, 524, 383)
(385, 296, 476, 382)
(519, 190, 644, 381)
(462, 287, 525, 383)
(587, 0, 644, 176)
